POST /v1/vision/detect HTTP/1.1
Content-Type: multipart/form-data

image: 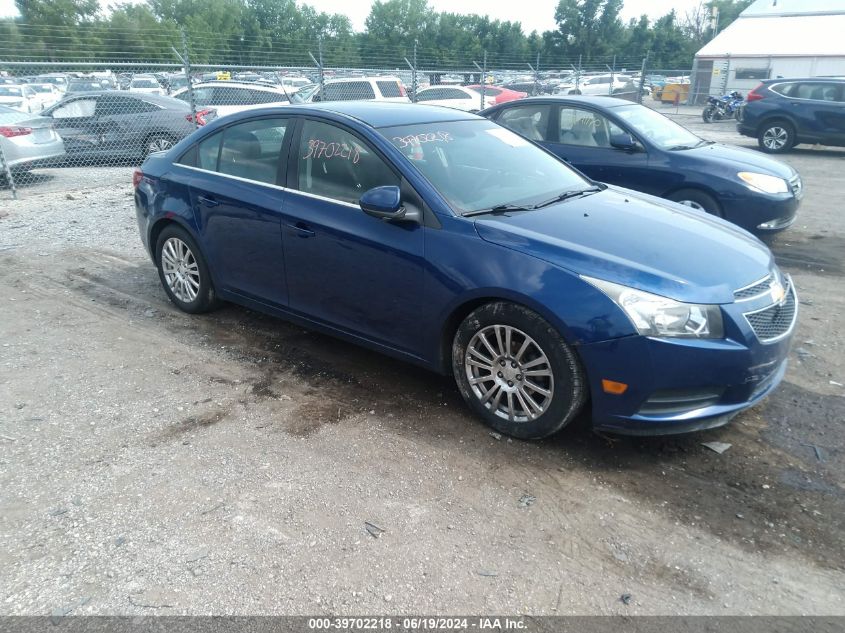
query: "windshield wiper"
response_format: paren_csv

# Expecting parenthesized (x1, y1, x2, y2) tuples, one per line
(462, 203, 535, 217)
(529, 185, 604, 209)
(462, 186, 604, 217)
(668, 140, 712, 151)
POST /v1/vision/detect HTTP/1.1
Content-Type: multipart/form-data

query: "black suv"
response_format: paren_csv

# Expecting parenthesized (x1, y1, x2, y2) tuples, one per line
(738, 77, 845, 153)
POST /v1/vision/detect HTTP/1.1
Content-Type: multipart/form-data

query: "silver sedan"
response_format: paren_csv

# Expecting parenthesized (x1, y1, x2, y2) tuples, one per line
(0, 105, 65, 170)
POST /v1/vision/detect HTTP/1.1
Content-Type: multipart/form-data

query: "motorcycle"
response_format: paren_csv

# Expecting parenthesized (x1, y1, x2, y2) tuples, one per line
(702, 91, 744, 123)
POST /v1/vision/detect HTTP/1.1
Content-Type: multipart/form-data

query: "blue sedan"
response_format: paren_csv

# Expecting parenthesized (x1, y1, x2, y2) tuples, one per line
(481, 96, 803, 232)
(134, 102, 797, 439)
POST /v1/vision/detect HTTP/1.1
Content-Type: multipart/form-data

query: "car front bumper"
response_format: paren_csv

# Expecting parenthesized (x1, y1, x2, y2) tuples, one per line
(722, 186, 801, 233)
(578, 283, 796, 436)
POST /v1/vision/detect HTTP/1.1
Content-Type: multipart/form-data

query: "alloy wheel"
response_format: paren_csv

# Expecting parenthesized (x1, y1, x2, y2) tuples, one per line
(675, 199, 705, 211)
(147, 137, 173, 154)
(160, 237, 200, 303)
(464, 324, 554, 423)
(763, 127, 788, 151)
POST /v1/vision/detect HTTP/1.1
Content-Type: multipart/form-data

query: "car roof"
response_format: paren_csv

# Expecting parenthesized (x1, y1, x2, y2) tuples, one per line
(324, 76, 402, 84)
(763, 77, 845, 83)
(492, 95, 635, 109)
(189, 81, 286, 92)
(55, 90, 188, 107)
(225, 101, 478, 129)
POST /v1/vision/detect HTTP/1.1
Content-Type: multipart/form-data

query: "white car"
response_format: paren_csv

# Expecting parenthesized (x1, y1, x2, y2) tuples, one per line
(0, 85, 40, 113)
(129, 76, 165, 96)
(279, 76, 311, 89)
(0, 105, 65, 171)
(25, 83, 63, 110)
(172, 81, 291, 118)
(414, 85, 495, 112)
(300, 77, 410, 103)
(557, 74, 633, 96)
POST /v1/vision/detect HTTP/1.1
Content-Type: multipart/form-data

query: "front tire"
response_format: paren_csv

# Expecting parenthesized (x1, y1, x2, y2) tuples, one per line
(667, 188, 721, 217)
(758, 120, 795, 153)
(155, 225, 220, 314)
(452, 302, 587, 440)
(702, 106, 717, 123)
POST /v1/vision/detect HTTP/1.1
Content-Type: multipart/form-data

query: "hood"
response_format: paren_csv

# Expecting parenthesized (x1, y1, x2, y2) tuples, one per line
(473, 187, 773, 304)
(685, 142, 795, 179)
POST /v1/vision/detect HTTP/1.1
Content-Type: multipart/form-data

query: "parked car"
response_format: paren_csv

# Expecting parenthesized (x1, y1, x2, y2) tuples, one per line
(299, 77, 410, 103)
(40, 92, 214, 161)
(133, 102, 796, 439)
(0, 84, 40, 112)
(129, 75, 165, 96)
(737, 77, 845, 153)
(414, 85, 495, 112)
(66, 80, 112, 94)
(0, 104, 66, 172)
(501, 81, 543, 96)
(172, 81, 291, 118)
(561, 74, 633, 96)
(482, 96, 802, 233)
(279, 76, 312, 90)
(465, 84, 527, 105)
(25, 83, 63, 110)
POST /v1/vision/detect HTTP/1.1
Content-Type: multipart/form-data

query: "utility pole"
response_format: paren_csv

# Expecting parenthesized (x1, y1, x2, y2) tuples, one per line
(473, 51, 487, 111)
(637, 51, 650, 104)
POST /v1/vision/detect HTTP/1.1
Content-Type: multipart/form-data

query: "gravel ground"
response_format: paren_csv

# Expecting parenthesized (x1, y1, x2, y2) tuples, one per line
(0, 115, 844, 616)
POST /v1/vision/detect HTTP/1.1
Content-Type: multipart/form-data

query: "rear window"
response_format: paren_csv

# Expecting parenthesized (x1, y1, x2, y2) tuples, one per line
(376, 81, 402, 98)
(323, 81, 376, 101)
(791, 82, 843, 102)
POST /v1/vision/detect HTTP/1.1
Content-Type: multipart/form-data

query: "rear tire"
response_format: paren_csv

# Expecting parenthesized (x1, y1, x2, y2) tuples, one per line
(667, 188, 721, 217)
(452, 302, 587, 440)
(144, 134, 175, 157)
(155, 225, 220, 314)
(757, 120, 795, 154)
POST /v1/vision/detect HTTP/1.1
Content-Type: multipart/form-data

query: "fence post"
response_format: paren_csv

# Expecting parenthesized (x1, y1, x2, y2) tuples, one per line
(0, 142, 17, 201)
(318, 38, 325, 96)
(405, 40, 418, 102)
(637, 51, 649, 104)
(308, 44, 324, 100)
(576, 55, 582, 92)
(177, 30, 197, 129)
(608, 55, 616, 96)
(473, 51, 487, 111)
(535, 52, 541, 95)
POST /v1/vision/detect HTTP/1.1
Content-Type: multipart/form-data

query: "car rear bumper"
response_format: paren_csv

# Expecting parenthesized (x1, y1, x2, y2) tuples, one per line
(578, 297, 795, 436)
(2, 135, 66, 168)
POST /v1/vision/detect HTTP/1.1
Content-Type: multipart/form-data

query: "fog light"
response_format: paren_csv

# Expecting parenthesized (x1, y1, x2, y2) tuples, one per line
(602, 379, 628, 395)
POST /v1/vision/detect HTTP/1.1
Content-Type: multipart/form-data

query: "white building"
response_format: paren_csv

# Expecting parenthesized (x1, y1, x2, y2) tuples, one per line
(691, 0, 845, 102)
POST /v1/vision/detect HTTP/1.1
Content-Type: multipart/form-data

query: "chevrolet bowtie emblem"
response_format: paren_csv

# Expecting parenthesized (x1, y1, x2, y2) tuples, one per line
(770, 280, 786, 304)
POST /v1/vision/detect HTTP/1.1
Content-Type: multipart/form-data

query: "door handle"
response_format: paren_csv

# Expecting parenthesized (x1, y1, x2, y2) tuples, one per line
(197, 195, 219, 207)
(287, 222, 315, 238)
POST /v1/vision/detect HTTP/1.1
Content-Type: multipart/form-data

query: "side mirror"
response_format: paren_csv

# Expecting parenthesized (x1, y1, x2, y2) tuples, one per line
(359, 186, 420, 223)
(609, 132, 638, 152)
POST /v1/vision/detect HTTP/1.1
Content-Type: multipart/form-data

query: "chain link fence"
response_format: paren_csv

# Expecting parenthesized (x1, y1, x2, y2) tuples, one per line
(0, 38, 700, 201)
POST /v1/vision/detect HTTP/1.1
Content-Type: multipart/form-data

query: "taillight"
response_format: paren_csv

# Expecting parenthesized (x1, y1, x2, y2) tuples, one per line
(132, 169, 144, 189)
(746, 84, 765, 102)
(0, 126, 32, 138)
(398, 82, 406, 97)
(186, 108, 212, 126)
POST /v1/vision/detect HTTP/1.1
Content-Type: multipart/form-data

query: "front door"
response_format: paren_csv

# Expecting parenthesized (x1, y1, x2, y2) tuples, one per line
(545, 105, 653, 193)
(281, 118, 425, 354)
(180, 116, 291, 305)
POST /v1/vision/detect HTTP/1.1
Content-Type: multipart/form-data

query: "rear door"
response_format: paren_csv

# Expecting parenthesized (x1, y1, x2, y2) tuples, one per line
(789, 82, 845, 145)
(93, 94, 161, 157)
(44, 97, 100, 156)
(280, 117, 425, 354)
(178, 116, 292, 305)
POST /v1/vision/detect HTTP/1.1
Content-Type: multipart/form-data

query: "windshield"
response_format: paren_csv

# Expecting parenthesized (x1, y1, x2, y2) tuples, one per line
(0, 87, 22, 96)
(382, 120, 589, 214)
(613, 104, 702, 150)
(28, 84, 51, 93)
(132, 79, 158, 88)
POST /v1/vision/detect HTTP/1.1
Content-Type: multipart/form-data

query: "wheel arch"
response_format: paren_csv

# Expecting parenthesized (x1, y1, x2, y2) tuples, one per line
(148, 216, 198, 265)
(436, 293, 580, 375)
(754, 115, 797, 138)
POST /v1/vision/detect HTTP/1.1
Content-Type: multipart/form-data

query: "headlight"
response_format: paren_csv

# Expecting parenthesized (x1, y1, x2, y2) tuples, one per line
(738, 172, 788, 194)
(583, 276, 724, 339)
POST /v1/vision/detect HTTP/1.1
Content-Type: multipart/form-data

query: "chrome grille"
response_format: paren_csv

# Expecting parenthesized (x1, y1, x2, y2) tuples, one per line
(744, 279, 797, 343)
(734, 275, 773, 301)
(789, 174, 803, 199)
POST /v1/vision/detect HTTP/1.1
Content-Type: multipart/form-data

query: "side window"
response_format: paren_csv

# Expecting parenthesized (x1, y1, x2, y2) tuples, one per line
(770, 83, 795, 97)
(497, 105, 551, 142)
(51, 98, 96, 119)
(217, 118, 287, 183)
(197, 131, 222, 170)
(793, 82, 835, 101)
(250, 89, 285, 104)
(376, 81, 402, 98)
(323, 82, 376, 102)
(559, 107, 613, 148)
(444, 89, 467, 100)
(416, 89, 438, 101)
(186, 87, 214, 105)
(297, 119, 399, 205)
